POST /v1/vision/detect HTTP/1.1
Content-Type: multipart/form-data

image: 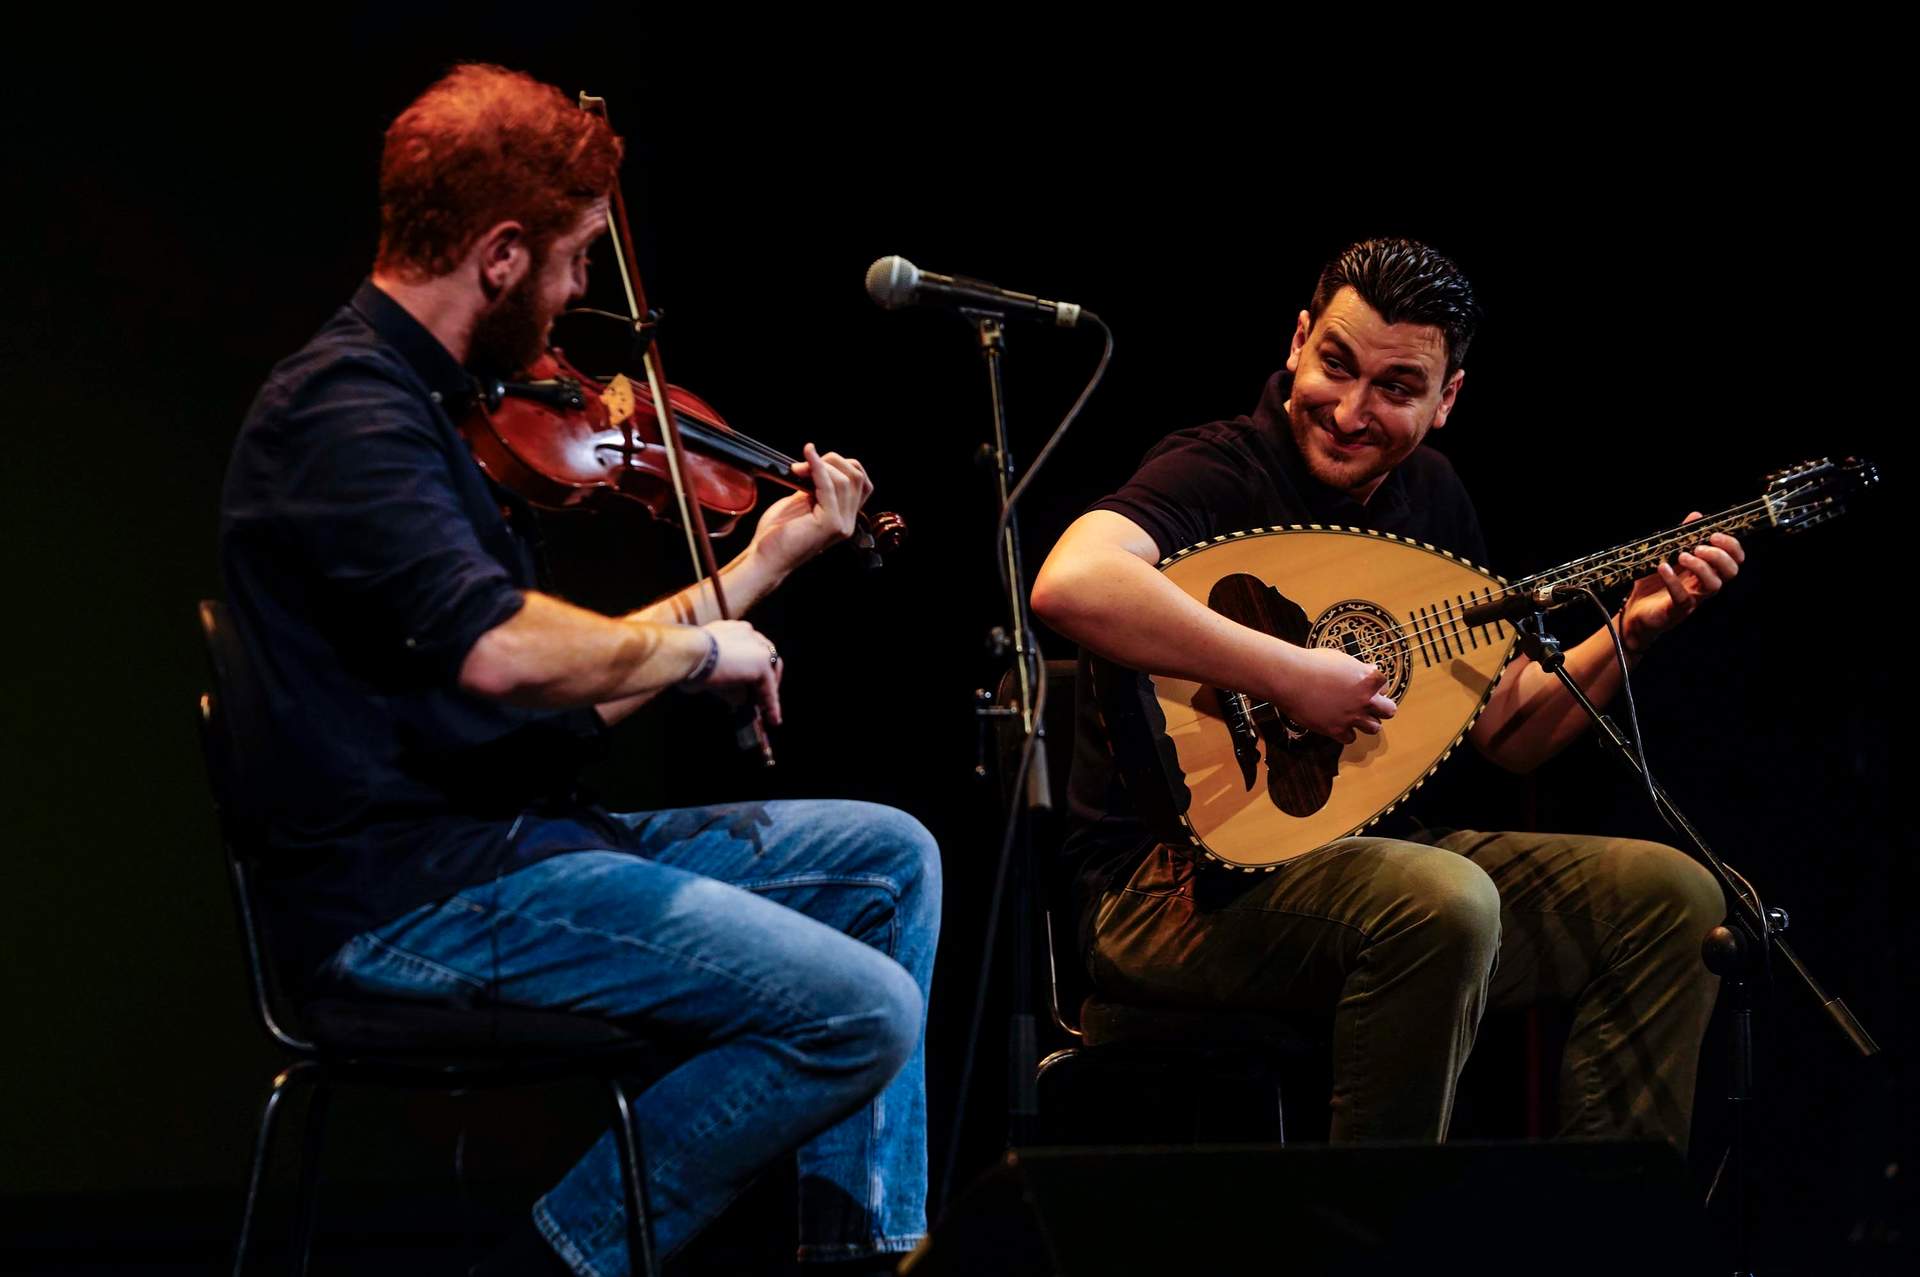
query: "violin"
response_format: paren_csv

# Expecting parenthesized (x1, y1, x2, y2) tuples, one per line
(455, 89, 900, 767)
(460, 343, 907, 560)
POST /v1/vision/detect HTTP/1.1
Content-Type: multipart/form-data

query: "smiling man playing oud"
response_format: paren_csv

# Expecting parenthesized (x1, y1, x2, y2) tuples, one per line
(1031, 236, 1741, 1149)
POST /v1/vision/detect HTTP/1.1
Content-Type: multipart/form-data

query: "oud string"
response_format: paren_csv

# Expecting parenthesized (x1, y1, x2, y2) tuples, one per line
(1230, 477, 1834, 715)
(1370, 497, 1777, 652)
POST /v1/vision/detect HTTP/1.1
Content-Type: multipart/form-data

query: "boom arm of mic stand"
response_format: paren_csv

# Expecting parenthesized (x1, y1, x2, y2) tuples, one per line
(1513, 610, 1879, 1058)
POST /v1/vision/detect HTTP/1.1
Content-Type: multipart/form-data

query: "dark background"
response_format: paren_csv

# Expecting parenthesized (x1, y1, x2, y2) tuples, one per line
(4, 16, 1909, 1272)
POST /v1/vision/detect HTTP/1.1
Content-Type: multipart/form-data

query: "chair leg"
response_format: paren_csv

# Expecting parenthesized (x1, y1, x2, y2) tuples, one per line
(233, 1063, 311, 1277)
(289, 1083, 332, 1277)
(1034, 1047, 1080, 1143)
(605, 1078, 660, 1277)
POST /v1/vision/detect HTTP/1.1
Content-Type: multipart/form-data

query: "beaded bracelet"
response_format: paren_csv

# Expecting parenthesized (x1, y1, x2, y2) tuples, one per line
(682, 629, 720, 685)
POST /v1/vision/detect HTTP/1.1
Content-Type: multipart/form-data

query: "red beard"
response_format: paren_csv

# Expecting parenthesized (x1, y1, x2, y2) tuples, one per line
(468, 259, 549, 377)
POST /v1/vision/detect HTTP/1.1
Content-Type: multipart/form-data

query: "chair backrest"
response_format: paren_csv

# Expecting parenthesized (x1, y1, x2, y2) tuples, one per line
(196, 599, 314, 1054)
(992, 658, 1088, 1039)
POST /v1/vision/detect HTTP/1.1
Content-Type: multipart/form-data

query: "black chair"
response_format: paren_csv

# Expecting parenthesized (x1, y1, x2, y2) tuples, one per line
(196, 600, 674, 1277)
(997, 660, 1330, 1146)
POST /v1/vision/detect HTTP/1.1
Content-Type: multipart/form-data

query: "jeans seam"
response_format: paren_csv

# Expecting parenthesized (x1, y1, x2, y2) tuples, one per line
(797, 1233, 926, 1261)
(451, 895, 823, 1021)
(560, 1067, 787, 1267)
(570, 1073, 784, 1263)
(532, 1197, 600, 1277)
(350, 932, 489, 990)
(731, 871, 902, 895)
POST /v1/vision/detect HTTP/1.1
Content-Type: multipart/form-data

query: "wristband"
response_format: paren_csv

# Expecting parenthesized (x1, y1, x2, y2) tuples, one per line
(682, 630, 720, 685)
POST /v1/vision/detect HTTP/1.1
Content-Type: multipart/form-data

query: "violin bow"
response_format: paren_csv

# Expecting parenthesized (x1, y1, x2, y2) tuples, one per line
(579, 91, 774, 766)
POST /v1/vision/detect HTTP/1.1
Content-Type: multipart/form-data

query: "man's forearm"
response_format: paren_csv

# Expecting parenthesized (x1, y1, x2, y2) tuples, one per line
(1472, 621, 1640, 771)
(1033, 512, 1397, 743)
(460, 591, 712, 708)
(629, 546, 786, 627)
(1033, 546, 1299, 695)
(593, 687, 659, 727)
(593, 545, 793, 725)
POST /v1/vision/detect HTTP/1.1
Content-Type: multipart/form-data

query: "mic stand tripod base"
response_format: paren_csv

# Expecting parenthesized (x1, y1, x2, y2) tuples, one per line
(1510, 605, 1878, 1277)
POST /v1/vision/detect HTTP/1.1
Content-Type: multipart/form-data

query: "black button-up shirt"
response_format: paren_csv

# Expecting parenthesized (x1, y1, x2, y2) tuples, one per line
(220, 280, 612, 988)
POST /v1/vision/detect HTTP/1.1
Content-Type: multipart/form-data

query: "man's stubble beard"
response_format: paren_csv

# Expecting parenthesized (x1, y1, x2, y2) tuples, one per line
(1284, 394, 1433, 498)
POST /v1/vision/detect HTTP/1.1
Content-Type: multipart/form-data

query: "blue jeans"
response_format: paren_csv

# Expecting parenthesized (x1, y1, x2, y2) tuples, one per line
(318, 799, 940, 1275)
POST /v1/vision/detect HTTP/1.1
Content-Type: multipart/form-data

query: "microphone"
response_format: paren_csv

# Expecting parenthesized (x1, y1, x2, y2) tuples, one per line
(865, 255, 1091, 328)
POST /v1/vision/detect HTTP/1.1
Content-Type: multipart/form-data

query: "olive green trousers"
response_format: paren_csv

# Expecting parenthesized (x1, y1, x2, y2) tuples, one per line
(1090, 830, 1724, 1148)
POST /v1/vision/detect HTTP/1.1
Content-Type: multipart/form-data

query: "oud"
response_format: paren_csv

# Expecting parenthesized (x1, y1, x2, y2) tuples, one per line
(1098, 458, 1878, 870)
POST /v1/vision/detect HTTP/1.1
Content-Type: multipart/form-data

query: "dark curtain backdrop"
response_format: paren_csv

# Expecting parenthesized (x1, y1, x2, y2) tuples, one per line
(4, 16, 1908, 1269)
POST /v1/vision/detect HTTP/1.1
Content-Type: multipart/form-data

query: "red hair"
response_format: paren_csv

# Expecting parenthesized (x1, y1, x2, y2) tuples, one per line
(375, 64, 623, 280)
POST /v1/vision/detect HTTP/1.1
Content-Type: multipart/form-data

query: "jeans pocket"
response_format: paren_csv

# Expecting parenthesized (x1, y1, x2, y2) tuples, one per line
(322, 931, 484, 1004)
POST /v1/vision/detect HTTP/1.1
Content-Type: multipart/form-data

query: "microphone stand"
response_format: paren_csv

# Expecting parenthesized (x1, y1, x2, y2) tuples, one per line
(963, 308, 1049, 1149)
(938, 298, 1110, 1210)
(1512, 607, 1879, 1276)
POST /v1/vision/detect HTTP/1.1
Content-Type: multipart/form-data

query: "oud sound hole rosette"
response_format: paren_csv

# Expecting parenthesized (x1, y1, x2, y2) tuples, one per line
(1309, 600, 1411, 702)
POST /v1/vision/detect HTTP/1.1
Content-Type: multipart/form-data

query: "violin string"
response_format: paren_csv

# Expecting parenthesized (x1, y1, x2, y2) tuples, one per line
(672, 415, 794, 470)
(588, 362, 797, 473)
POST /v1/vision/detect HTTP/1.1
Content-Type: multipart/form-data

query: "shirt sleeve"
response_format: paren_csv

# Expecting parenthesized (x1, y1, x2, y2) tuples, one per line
(1088, 425, 1260, 560)
(266, 359, 526, 685)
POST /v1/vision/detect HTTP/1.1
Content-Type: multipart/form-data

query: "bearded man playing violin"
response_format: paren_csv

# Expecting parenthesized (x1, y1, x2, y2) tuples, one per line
(219, 64, 936, 1276)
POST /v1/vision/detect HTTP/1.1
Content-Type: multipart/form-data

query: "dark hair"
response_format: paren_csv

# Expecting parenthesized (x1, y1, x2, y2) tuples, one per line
(1309, 237, 1482, 376)
(375, 64, 623, 280)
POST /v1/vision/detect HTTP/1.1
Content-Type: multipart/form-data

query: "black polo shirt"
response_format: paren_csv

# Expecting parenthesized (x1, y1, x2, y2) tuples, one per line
(220, 280, 614, 989)
(1061, 371, 1490, 924)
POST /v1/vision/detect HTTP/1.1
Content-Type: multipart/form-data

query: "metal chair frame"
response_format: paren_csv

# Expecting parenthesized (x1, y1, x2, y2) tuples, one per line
(197, 600, 667, 1277)
(1002, 660, 1314, 1144)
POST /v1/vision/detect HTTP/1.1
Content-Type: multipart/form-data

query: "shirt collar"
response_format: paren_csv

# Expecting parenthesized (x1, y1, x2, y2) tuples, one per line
(350, 278, 479, 410)
(1251, 370, 1411, 525)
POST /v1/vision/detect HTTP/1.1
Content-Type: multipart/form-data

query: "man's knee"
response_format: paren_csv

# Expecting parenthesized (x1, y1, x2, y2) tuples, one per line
(839, 951, 923, 1081)
(1602, 839, 1725, 936)
(846, 802, 943, 920)
(875, 956, 924, 1069)
(755, 940, 921, 1098)
(1393, 851, 1502, 962)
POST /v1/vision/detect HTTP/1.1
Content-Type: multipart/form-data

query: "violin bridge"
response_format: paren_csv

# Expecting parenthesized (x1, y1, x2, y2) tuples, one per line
(602, 374, 637, 427)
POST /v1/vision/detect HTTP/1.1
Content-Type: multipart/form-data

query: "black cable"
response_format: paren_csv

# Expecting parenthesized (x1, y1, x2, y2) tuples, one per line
(991, 314, 1114, 601)
(1705, 1143, 1732, 1211)
(937, 706, 1042, 1212)
(1581, 590, 1782, 1219)
(1580, 588, 1662, 823)
(1579, 589, 1768, 955)
(454, 1116, 477, 1261)
(939, 314, 1111, 1211)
